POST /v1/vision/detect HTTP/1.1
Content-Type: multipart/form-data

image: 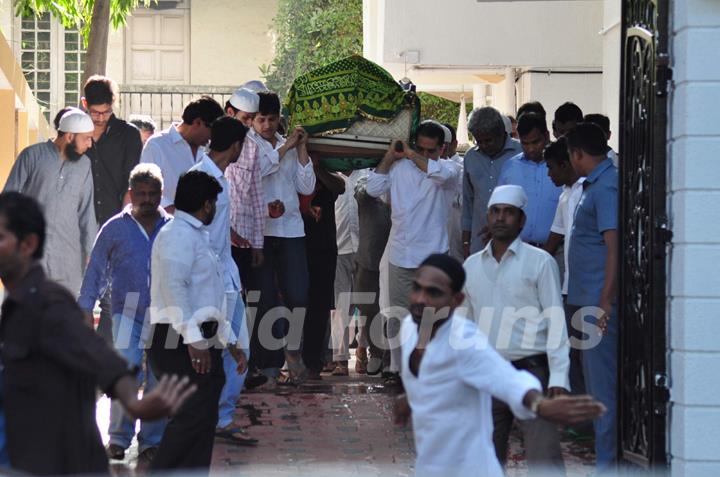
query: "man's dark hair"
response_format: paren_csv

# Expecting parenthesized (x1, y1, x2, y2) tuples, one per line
(517, 112, 548, 136)
(129, 115, 156, 134)
(257, 91, 281, 116)
(543, 137, 570, 165)
(554, 102, 584, 124)
(225, 101, 239, 114)
(583, 113, 611, 138)
(209, 116, 249, 152)
(83, 75, 115, 106)
(420, 254, 466, 293)
(53, 107, 73, 133)
(174, 171, 223, 214)
(0, 192, 46, 260)
(443, 123, 457, 143)
(415, 121, 445, 147)
(182, 96, 224, 126)
(517, 101, 546, 119)
(565, 122, 609, 156)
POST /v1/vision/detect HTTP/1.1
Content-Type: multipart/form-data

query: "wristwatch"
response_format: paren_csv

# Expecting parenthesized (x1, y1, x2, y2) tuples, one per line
(529, 393, 545, 415)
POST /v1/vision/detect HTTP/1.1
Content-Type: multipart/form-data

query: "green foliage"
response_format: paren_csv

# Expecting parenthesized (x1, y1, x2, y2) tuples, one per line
(262, 0, 363, 97)
(418, 92, 472, 131)
(14, 0, 154, 44)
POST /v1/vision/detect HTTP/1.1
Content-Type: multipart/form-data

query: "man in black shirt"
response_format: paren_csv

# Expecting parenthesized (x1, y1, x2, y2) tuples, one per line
(82, 75, 143, 344)
(0, 192, 195, 475)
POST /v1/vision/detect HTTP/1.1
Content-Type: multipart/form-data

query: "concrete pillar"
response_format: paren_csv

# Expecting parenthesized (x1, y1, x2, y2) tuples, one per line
(472, 84, 485, 108)
(0, 89, 16, 187)
(16, 109, 29, 155)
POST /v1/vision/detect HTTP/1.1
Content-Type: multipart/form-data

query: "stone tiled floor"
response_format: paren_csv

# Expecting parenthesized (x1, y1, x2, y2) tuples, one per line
(98, 359, 596, 476)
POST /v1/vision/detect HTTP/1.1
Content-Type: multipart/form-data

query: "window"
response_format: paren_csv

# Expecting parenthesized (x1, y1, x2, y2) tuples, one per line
(19, 13, 86, 122)
(20, 13, 52, 121)
(63, 30, 86, 107)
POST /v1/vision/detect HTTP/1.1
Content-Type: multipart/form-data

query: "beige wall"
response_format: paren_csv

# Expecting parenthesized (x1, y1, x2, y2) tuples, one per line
(190, 0, 277, 85)
(106, 0, 278, 87)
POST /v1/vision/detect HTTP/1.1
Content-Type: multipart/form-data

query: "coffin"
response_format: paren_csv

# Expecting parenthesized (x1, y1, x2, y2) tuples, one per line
(285, 55, 420, 171)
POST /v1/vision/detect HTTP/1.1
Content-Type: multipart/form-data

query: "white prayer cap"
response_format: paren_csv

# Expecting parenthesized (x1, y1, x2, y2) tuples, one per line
(440, 124, 452, 144)
(502, 114, 512, 135)
(58, 108, 94, 133)
(229, 88, 260, 113)
(242, 80, 268, 93)
(487, 185, 528, 210)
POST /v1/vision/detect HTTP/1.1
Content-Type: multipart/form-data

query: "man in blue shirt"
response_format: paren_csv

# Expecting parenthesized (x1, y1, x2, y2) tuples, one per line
(462, 107, 522, 256)
(498, 113, 561, 246)
(566, 123, 619, 471)
(78, 163, 171, 464)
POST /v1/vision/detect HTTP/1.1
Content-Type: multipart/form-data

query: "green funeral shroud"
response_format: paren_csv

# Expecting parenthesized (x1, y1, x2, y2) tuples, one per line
(284, 55, 419, 136)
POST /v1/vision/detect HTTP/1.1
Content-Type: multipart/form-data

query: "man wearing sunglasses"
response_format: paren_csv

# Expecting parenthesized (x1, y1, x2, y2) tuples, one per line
(140, 96, 224, 215)
(367, 121, 461, 381)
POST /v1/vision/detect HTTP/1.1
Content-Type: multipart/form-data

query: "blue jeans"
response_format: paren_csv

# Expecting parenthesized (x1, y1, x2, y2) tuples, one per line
(109, 314, 166, 451)
(252, 237, 309, 375)
(218, 292, 249, 429)
(578, 306, 618, 471)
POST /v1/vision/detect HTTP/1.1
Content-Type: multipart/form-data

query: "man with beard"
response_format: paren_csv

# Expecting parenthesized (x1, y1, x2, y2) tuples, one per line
(395, 253, 603, 477)
(3, 108, 97, 294)
(78, 163, 171, 464)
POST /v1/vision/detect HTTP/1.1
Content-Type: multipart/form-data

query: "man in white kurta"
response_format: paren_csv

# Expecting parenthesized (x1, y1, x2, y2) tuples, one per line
(366, 121, 460, 381)
(462, 184, 569, 472)
(397, 254, 604, 477)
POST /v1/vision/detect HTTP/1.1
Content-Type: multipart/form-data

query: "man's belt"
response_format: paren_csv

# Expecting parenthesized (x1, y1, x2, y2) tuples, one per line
(511, 353, 548, 371)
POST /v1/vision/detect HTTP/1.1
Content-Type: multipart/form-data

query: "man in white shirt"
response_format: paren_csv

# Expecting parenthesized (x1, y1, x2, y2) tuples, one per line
(329, 169, 364, 375)
(366, 121, 460, 382)
(395, 253, 605, 477)
(188, 117, 255, 445)
(462, 184, 570, 472)
(250, 91, 316, 382)
(148, 170, 247, 470)
(140, 96, 224, 213)
(543, 137, 586, 398)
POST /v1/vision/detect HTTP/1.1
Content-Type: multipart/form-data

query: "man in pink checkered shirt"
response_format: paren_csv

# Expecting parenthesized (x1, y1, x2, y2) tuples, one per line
(224, 88, 265, 285)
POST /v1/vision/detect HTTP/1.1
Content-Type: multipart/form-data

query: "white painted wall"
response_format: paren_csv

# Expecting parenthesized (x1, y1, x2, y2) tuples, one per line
(377, 0, 603, 69)
(601, 0, 621, 151)
(515, 71, 604, 133)
(668, 0, 720, 475)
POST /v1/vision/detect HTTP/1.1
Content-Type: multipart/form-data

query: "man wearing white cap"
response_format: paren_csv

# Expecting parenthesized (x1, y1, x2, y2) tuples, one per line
(224, 87, 266, 291)
(462, 184, 569, 473)
(3, 108, 98, 294)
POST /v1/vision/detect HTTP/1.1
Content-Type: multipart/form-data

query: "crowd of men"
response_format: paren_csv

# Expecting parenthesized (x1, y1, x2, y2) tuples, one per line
(0, 73, 619, 476)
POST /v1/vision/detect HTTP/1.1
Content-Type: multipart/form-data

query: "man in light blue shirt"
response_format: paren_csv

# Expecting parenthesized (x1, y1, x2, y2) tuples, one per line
(566, 123, 619, 471)
(498, 113, 561, 246)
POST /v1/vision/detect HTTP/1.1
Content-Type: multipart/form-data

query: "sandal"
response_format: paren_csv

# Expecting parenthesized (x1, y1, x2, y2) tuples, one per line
(278, 354, 308, 386)
(331, 361, 349, 376)
(215, 426, 259, 446)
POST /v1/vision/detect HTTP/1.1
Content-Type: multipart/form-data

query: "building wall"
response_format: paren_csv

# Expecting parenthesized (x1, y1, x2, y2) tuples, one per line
(377, 0, 603, 69)
(106, 0, 277, 86)
(516, 71, 604, 134)
(668, 0, 720, 475)
(189, 0, 277, 85)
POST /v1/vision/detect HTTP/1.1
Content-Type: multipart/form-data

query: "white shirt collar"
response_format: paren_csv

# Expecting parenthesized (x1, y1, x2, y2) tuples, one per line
(480, 236, 523, 261)
(173, 210, 204, 229)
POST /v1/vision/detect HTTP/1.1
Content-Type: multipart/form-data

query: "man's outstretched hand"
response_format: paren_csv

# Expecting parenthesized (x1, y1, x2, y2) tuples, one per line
(118, 374, 197, 420)
(537, 394, 606, 424)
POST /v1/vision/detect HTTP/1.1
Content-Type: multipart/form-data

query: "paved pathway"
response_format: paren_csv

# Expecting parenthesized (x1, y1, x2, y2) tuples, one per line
(99, 360, 596, 476)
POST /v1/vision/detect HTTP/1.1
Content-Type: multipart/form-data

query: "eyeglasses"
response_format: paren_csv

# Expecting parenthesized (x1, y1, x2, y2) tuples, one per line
(88, 108, 113, 118)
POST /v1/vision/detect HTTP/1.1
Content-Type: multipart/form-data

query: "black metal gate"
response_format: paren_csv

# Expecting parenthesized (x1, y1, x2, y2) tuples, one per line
(618, 0, 671, 468)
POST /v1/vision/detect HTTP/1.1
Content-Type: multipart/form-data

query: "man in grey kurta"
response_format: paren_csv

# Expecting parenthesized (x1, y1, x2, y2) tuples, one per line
(462, 107, 522, 256)
(3, 108, 97, 294)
